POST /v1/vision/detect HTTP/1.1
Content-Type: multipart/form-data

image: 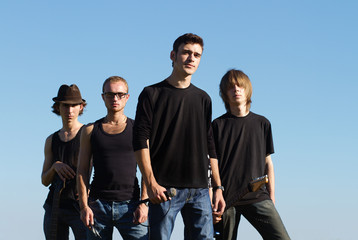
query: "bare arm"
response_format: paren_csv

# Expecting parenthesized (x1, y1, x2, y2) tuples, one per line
(133, 177, 149, 224)
(140, 177, 148, 201)
(265, 154, 275, 204)
(210, 158, 226, 223)
(41, 135, 55, 186)
(77, 124, 94, 228)
(134, 144, 168, 204)
(41, 134, 75, 186)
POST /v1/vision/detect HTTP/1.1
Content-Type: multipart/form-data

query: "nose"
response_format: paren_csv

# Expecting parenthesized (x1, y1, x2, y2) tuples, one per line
(187, 53, 194, 61)
(68, 106, 74, 113)
(234, 85, 243, 92)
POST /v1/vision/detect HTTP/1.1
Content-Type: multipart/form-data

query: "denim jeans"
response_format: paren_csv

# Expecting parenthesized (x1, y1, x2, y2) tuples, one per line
(88, 198, 148, 240)
(43, 203, 87, 240)
(149, 188, 213, 240)
(214, 199, 290, 240)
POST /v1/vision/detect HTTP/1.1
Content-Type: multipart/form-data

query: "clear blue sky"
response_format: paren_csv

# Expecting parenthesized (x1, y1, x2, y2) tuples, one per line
(1, 1, 357, 239)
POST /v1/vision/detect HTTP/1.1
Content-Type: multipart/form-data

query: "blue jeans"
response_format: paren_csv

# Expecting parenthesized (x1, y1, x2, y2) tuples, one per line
(214, 200, 290, 240)
(43, 203, 87, 240)
(149, 188, 213, 240)
(88, 198, 148, 240)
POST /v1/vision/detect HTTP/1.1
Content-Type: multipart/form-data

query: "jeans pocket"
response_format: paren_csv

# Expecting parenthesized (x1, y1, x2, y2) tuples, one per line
(88, 198, 100, 207)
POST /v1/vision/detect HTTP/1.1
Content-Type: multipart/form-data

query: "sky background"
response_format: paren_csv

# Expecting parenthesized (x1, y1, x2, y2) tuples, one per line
(1, 1, 357, 239)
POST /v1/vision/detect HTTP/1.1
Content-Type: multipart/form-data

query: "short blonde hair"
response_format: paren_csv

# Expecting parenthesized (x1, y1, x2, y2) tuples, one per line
(102, 76, 128, 93)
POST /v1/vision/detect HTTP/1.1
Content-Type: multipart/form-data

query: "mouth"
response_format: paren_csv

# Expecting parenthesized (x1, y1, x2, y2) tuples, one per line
(185, 63, 195, 68)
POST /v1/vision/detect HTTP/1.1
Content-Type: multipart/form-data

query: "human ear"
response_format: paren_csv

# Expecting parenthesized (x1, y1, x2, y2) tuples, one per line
(170, 50, 176, 62)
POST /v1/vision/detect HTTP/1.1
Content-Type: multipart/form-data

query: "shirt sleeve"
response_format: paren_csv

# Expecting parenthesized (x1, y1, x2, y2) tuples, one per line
(265, 120, 275, 155)
(133, 88, 153, 151)
(206, 98, 217, 159)
(207, 125, 217, 159)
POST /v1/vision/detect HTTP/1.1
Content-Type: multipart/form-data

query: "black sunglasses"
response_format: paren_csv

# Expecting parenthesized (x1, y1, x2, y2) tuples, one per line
(103, 92, 128, 99)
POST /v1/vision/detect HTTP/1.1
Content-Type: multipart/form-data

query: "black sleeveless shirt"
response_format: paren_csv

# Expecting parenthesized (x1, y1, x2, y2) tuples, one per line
(45, 126, 83, 209)
(89, 117, 140, 201)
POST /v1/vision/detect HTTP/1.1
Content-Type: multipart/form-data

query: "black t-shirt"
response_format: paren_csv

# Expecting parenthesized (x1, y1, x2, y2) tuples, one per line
(212, 112, 274, 208)
(90, 117, 140, 201)
(133, 80, 216, 188)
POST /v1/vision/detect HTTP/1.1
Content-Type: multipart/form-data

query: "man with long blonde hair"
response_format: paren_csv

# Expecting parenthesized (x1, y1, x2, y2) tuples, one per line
(212, 69, 290, 239)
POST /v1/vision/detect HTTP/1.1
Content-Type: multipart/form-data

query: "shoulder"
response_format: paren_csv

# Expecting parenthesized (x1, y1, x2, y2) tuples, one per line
(45, 128, 61, 145)
(44, 133, 56, 156)
(83, 122, 95, 136)
(138, 81, 167, 102)
(190, 84, 211, 99)
(127, 117, 135, 126)
(141, 81, 166, 93)
(213, 112, 231, 123)
(250, 112, 271, 124)
(45, 133, 54, 146)
(217, 112, 231, 119)
(91, 118, 106, 128)
(77, 123, 86, 134)
(248, 112, 273, 133)
(212, 113, 232, 130)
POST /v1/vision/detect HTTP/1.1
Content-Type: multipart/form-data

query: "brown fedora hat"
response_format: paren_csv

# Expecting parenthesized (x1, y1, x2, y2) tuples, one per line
(52, 84, 86, 104)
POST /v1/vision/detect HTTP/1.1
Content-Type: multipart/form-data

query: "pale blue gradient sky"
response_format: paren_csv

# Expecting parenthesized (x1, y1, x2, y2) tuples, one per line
(1, 1, 357, 239)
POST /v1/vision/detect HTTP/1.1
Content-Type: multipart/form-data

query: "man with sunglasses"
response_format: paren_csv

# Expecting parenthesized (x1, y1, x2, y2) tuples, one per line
(77, 76, 148, 239)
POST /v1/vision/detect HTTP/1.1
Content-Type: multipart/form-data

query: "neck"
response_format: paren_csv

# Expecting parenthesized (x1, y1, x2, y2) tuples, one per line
(61, 119, 81, 132)
(166, 72, 192, 89)
(105, 111, 126, 125)
(229, 104, 249, 117)
(60, 120, 82, 142)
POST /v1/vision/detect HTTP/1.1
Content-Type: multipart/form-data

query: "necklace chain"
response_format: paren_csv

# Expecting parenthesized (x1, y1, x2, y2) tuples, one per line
(105, 115, 126, 125)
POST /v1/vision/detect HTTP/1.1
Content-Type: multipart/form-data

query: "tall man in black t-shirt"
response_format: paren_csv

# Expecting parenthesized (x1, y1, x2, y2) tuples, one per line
(42, 84, 87, 240)
(133, 33, 225, 239)
(212, 69, 290, 239)
(77, 76, 148, 239)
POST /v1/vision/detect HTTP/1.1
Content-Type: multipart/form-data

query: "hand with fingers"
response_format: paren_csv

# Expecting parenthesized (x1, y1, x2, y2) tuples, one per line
(133, 203, 148, 224)
(148, 183, 169, 204)
(212, 189, 226, 224)
(53, 161, 76, 181)
(80, 206, 94, 229)
(80, 206, 101, 237)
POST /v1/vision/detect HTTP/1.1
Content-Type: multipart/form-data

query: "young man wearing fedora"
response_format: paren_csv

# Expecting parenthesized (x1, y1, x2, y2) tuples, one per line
(41, 84, 87, 240)
(77, 76, 148, 240)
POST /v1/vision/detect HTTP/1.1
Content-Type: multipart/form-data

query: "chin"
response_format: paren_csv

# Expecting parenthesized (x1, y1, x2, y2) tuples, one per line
(184, 69, 196, 75)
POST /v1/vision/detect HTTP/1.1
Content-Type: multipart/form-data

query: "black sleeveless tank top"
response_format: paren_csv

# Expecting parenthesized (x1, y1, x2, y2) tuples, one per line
(89, 117, 140, 201)
(45, 126, 83, 209)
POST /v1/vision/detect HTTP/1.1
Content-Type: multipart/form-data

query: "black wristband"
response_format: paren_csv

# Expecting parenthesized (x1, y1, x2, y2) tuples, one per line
(213, 186, 224, 191)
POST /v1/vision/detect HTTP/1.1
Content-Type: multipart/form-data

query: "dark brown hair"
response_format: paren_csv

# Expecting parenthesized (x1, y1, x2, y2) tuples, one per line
(52, 102, 87, 116)
(172, 33, 204, 53)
